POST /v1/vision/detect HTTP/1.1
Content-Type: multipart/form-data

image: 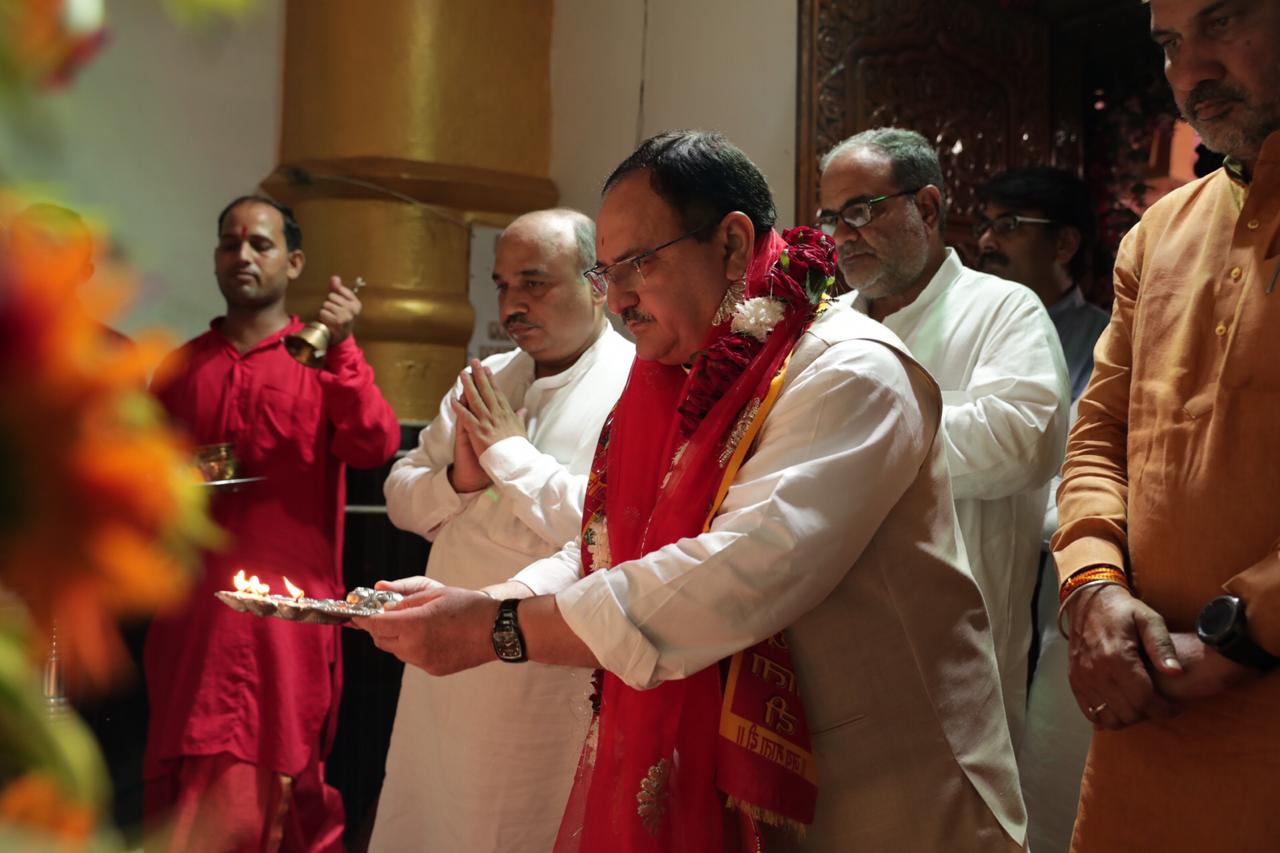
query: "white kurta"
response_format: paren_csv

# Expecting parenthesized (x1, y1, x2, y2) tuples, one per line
(839, 249, 1069, 745)
(369, 323, 634, 853)
(1020, 289, 1110, 853)
(514, 303, 1027, 852)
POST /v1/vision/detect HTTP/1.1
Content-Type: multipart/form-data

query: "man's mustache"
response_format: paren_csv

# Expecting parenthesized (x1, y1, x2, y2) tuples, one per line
(977, 251, 1008, 270)
(839, 248, 871, 263)
(1184, 81, 1246, 121)
(620, 307, 654, 324)
(503, 314, 540, 331)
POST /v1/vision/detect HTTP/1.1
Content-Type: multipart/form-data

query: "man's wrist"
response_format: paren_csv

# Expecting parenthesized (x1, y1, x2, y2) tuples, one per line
(1058, 578, 1130, 639)
(446, 464, 489, 494)
(479, 595, 502, 661)
(1196, 595, 1280, 671)
(1059, 564, 1129, 604)
(322, 332, 357, 367)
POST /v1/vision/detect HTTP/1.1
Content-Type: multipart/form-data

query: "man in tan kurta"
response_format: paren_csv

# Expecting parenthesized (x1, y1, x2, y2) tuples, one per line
(1053, 1, 1280, 850)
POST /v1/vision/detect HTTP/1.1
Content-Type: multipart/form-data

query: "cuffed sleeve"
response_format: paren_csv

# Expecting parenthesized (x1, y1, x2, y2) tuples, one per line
(512, 539, 585, 596)
(557, 567, 663, 688)
(480, 436, 592, 549)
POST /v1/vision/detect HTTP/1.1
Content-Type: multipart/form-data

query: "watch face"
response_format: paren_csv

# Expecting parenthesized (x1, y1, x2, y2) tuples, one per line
(494, 629, 523, 661)
(1199, 596, 1240, 642)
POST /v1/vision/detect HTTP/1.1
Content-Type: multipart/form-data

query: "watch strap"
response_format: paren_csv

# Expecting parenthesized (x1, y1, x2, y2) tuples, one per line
(492, 598, 528, 663)
(1198, 596, 1279, 671)
(1214, 630, 1280, 671)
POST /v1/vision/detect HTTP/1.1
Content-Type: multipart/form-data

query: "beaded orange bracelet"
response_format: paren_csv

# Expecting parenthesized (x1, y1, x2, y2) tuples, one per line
(1057, 565, 1130, 638)
(1058, 565, 1128, 605)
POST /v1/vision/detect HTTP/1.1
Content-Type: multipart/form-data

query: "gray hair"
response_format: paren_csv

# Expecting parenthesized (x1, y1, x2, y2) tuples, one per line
(503, 208, 597, 276)
(541, 207, 596, 274)
(820, 128, 947, 232)
(562, 209, 596, 273)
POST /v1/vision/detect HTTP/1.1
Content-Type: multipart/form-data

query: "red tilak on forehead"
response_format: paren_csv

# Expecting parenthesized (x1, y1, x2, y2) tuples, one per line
(239, 225, 248, 240)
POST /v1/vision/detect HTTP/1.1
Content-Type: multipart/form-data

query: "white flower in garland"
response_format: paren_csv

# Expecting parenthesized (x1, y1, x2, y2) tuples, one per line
(731, 296, 786, 342)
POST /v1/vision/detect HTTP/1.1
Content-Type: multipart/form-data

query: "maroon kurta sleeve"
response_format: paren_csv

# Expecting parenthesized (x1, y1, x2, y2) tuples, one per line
(319, 335, 400, 468)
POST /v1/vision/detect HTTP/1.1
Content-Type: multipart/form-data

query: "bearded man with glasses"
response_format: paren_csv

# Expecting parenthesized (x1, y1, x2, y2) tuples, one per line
(820, 128, 1070, 749)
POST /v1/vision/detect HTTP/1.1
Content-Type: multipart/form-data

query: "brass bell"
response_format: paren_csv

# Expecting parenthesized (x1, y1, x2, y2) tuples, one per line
(284, 277, 365, 367)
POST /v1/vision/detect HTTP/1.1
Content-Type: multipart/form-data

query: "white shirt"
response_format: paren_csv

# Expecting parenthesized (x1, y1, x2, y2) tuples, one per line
(369, 322, 634, 853)
(513, 304, 1026, 850)
(840, 248, 1070, 745)
(1021, 287, 1110, 853)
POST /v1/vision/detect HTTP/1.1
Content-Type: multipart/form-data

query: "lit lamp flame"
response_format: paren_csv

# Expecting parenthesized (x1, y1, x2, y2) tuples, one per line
(283, 577, 305, 601)
(232, 569, 270, 596)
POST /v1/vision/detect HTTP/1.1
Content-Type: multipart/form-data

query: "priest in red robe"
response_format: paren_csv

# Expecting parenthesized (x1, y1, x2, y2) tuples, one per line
(144, 196, 400, 852)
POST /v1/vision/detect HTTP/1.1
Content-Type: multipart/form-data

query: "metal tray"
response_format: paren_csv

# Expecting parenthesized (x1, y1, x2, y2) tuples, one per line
(198, 476, 267, 490)
(214, 590, 384, 625)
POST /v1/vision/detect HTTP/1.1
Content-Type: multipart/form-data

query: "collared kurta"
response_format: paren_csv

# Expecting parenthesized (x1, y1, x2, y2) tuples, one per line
(839, 250, 1070, 744)
(1053, 132, 1280, 852)
(516, 304, 1027, 852)
(370, 324, 634, 853)
(145, 318, 399, 785)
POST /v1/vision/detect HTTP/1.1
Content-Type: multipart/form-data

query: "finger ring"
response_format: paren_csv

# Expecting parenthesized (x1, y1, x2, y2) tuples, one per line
(1088, 702, 1108, 718)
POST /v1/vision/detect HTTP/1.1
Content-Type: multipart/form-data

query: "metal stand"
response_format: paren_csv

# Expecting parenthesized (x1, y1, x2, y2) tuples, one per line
(43, 621, 68, 719)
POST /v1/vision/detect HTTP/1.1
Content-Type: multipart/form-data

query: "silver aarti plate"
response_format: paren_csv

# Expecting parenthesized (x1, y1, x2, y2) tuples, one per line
(214, 587, 402, 625)
(198, 476, 267, 490)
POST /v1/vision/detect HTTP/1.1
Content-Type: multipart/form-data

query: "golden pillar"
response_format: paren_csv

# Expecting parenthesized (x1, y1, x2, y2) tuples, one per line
(265, 0, 557, 421)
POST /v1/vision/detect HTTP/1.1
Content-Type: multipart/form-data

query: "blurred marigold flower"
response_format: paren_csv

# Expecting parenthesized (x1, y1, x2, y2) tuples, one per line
(0, 195, 221, 687)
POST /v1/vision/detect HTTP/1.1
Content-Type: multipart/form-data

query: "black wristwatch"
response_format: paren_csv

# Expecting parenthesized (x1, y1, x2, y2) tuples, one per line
(492, 598, 528, 663)
(1196, 595, 1279, 671)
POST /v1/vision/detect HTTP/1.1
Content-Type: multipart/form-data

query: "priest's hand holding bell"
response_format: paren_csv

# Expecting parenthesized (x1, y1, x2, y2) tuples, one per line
(285, 275, 364, 366)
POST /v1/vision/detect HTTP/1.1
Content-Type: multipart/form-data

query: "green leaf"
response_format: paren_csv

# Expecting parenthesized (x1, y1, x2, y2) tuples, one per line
(802, 268, 829, 305)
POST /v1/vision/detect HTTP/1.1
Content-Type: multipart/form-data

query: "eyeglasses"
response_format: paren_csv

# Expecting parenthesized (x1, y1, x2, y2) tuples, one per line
(815, 188, 921, 236)
(971, 213, 1055, 239)
(585, 223, 711, 294)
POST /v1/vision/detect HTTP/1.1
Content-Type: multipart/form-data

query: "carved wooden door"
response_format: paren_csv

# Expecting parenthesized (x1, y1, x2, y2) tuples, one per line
(796, 0, 1081, 259)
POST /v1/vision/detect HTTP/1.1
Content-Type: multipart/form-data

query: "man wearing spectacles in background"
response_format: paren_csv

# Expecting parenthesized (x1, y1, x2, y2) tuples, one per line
(976, 167, 1109, 403)
(974, 167, 1109, 853)
(819, 128, 1070, 749)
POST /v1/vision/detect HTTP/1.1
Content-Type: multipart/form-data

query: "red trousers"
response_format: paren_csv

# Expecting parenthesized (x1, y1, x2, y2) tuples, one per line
(144, 753, 343, 853)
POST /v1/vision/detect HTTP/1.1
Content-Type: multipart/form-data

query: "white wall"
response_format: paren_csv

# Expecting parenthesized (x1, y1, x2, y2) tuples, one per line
(0, 0, 283, 342)
(551, 0, 798, 226)
(2, 0, 798, 340)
